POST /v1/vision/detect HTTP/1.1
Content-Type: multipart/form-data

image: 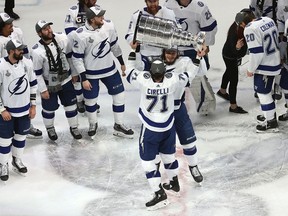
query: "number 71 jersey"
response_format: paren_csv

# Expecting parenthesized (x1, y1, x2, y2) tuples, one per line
(129, 71, 188, 132)
(244, 16, 281, 76)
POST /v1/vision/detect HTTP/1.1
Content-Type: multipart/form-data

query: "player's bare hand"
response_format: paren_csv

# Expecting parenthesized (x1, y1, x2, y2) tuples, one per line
(72, 75, 79, 83)
(197, 45, 209, 57)
(41, 90, 50, 99)
(130, 41, 139, 50)
(247, 71, 254, 77)
(121, 65, 126, 77)
(82, 80, 92, 90)
(1, 110, 11, 121)
(29, 105, 36, 119)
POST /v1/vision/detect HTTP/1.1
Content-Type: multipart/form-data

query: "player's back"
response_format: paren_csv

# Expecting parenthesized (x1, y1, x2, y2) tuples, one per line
(245, 17, 281, 75)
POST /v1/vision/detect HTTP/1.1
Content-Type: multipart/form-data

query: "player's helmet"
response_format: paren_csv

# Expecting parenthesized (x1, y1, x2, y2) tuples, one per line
(235, 8, 255, 25)
(150, 59, 166, 80)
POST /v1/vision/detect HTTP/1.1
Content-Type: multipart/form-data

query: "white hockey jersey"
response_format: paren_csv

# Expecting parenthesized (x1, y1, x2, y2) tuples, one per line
(125, 6, 179, 57)
(250, 0, 278, 21)
(165, 56, 206, 109)
(164, 0, 217, 49)
(126, 58, 188, 132)
(0, 27, 25, 58)
(244, 17, 281, 75)
(30, 32, 71, 93)
(64, 3, 101, 35)
(72, 20, 122, 79)
(0, 57, 37, 117)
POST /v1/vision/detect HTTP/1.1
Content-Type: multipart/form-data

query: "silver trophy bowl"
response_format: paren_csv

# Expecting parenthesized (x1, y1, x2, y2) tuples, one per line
(133, 12, 205, 50)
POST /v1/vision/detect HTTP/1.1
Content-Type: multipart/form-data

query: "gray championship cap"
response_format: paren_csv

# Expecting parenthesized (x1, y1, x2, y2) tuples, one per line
(86, 6, 106, 20)
(35, 20, 53, 33)
(5, 39, 27, 52)
(0, 13, 14, 24)
(150, 60, 166, 76)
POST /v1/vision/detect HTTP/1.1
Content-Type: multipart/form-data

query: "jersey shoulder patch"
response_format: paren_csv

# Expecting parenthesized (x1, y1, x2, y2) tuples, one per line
(165, 72, 173, 79)
(143, 72, 151, 79)
(32, 44, 39, 50)
(70, 5, 77, 10)
(76, 28, 84, 33)
(197, 1, 204, 7)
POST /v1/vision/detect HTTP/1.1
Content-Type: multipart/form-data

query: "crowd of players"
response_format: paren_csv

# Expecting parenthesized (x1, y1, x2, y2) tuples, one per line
(0, 0, 288, 211)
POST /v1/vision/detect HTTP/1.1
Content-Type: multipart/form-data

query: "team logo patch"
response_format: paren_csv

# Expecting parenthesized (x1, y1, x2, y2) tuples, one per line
(5, 70, 11, 77)
(76, 28, 84, 33)
(198, 1, 204, 7)
(143, 72, 151, 79)
(8, 74, 28, 96)
(165, 72, 172, 78)
(32, 44, 38, 49)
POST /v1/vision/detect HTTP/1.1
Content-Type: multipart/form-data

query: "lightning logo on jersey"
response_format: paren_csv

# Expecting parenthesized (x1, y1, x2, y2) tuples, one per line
(8, 74, 28, 97)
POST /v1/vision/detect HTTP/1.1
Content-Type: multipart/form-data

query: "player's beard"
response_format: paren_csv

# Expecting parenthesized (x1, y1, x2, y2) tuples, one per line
(41, 32, 53, 41)
(13, 53, 23, 61)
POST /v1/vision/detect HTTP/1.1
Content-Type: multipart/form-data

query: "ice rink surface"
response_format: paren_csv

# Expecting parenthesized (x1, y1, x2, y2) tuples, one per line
(1, 0, 288, 215)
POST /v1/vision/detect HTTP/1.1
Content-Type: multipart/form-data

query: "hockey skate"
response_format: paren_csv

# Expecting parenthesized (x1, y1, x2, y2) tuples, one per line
(27, 125, 43, 139)
(0, 163, 9, 181)
(163, 176, 180, 196)
(256, 118, 279, 133)
(47, 126, 58, 141)
(146, 184, 169, 210)
(278, 112, 288, 121)
(113, 123, 134, 139)
(189, 165, 203, 184)
(70, 127, 82, 139)
(88, 123, 98, 137)
(12, 156, 27, 176)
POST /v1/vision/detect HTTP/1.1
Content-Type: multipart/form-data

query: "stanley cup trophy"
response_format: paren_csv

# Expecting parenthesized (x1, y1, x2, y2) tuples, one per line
(133, 12, 205, 50)
(133, 12, 215, 116)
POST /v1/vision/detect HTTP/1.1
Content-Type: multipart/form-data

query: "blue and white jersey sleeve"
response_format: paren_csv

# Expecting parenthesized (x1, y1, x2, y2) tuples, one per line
(30, 44, 47, 93)
(64, 4, 80, 34)
(105, 20, 122, 58)
(277, 0, 287, 33)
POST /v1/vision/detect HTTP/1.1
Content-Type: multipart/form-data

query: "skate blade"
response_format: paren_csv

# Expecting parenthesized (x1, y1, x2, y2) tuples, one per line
(12, 167, 27, 177)
(113, 131, 134, 139)
(256, 128, 279, 133)
(26, 134, 43, 139)
(146, 199, 170, 211)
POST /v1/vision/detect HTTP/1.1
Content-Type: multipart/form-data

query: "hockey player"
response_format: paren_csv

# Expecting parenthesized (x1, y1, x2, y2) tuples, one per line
(72, 7, 134, 138)
(164, 0, 218, 115)
(250, 0, 278, 22)
(31, 20, 82, 141)
(0, 12, 43, 139)
(64, 0, 100, 114)
(126, 54, 189, 210)
(125, 0, 179, 70)
(162, 47, 204, 184)
(244, 15, 281, 132)
(249, 0, 280, 99)
(0, 39, 37, 181)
